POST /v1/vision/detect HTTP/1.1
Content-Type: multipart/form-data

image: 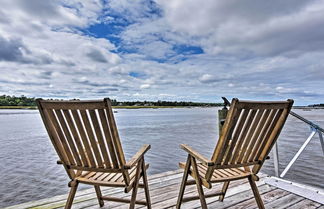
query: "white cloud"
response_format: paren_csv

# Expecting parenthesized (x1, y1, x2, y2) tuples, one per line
(156, 0, 324, 57)
(0, 0, 324, 105)
(140, 84, 151, 89)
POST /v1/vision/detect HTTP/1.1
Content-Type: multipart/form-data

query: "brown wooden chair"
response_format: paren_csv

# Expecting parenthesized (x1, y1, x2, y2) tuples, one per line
(176, 98, 293, 209)
(36, 98, 151, 209)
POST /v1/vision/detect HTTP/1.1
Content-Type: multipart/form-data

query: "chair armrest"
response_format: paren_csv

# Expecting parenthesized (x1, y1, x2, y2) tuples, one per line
(123, 144, 151, 169)
(180, 144, 214, 166)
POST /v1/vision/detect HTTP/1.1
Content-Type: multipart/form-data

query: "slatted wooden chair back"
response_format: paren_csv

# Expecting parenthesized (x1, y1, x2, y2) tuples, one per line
(36, 98, 130, 183)
(207, 98, 293, 180)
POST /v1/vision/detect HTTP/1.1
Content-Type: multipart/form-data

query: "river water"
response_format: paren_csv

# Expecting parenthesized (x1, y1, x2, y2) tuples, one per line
(0, 108, 323, 207)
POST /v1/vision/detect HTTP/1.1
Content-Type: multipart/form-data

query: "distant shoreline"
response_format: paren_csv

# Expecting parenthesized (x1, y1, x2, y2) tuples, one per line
(1, 106, 324, 110)
(0, 105, 217, 110)
(293, 106, 324, 109)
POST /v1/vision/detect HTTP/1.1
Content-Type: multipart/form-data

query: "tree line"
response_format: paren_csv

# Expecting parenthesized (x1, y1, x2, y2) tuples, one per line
(308, 103, 324, 107)
(0, 95, 223, 107)
(0, 95, 36, 106)
(109, 99, 222, 107)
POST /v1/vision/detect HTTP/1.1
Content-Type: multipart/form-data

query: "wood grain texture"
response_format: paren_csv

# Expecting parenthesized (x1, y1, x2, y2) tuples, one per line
(177, 98, 294, 208)
(5, 170, 323, 209)
(36, 98, 151, 209)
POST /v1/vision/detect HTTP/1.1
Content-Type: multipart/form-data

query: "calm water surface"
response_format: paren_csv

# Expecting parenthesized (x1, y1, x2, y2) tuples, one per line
(0, 108, 323, 207)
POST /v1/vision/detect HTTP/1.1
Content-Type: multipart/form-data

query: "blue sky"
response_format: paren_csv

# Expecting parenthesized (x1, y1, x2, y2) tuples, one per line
(0, 0, 324, 105)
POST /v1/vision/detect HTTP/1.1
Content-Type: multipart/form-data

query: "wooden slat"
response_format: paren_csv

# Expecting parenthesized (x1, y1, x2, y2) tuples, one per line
(80, 110, 103, 168)
(75, 167, 144, 186)
(211, 98, 239, 164)
(248, 109, 276, 162)
(254, 109, 282, 161)
(104, 99, 130, 184)
(216, 108, 242, 165)
(102, 173, 117, 182)
(38, 105, 74, 179)
(230, 109, 256, 164)
(223, 109, 249, 164)
(96, 173, 111, 181)
(89, 109, 111, 168)
(98, 109, 119, 168)
(235, 109, 257, 163)
(71, 110, 96, 167)
(82, 172, 96, 179)
(104, 99, 126, 166)
(63, 110, 89, 167)
(182, 162, 250, 182)
(236, 102, 290, 110)
(90, 172, 103, 180)
(246, 109, 271, 162)
(46, 109, 75, 165)
(253, 106, 292, 173)
(55, 109, 82, 166)
(240, 109, 265, 163)
(41, 101, 105, 110)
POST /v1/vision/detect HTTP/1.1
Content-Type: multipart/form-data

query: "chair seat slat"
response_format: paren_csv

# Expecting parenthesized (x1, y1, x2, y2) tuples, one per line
(180, 162, 251, 182)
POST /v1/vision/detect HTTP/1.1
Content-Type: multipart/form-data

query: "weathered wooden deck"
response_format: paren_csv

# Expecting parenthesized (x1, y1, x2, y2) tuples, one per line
(5, 170, 324, 209)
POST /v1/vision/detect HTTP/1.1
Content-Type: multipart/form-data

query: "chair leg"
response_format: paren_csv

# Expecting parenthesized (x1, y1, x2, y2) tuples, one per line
(65, 180, 79, 209)
(191, 156, 207, 209)
(248, 176, 265, 209)
(141, 158, 151, 209)
(94, 185, 104, 207)
(219, 181, 230, 202)
(130, 158, 143, 209)
(176, 155, 191, 209)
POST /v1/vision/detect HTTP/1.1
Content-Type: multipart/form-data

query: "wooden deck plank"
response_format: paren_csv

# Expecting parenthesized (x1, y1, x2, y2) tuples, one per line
(180, 175, 269, 209)
(226, 188, 290, 209)
(285, 199, 321, 209)
(4, 170, 324, 209)
(263, 193, 305, 209)
(195, 184, 273, 209)
(70, 173, 185, 209)
(144, 179, 246, 209)
(265, 176, 324, 204)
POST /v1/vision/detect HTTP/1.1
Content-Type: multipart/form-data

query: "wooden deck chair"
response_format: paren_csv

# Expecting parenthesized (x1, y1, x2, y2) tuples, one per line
(176, 98, 293, 209)
(36, 98, 151, 209)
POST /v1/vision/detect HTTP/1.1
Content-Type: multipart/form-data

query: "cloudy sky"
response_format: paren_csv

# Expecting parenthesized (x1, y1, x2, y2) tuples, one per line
(0, 0, 324, 105)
